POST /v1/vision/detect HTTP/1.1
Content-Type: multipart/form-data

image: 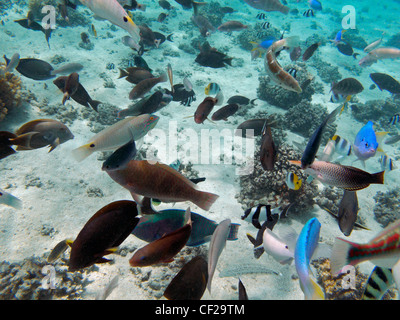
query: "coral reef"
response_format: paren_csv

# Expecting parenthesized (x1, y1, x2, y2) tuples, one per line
(373, 188, 400, 227)
(311, 258, 369, 300)
(0, 67, 22, 122)
(236, 144, 318, 214)
(350, 99, 400, 129)
(308, 55, 342, 85)
(0, 255, 93, 300)
(284, 100, 337, 142)
(258, 62, 320, 109)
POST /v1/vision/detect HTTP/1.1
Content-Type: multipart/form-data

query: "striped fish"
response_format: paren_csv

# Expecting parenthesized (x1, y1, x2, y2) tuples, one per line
(362, 266, 395, 300)
(330, 219, 400, 275)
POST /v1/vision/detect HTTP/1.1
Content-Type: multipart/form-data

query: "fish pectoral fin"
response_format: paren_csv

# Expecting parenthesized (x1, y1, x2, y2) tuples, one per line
(48, 137, 60, 152)
(66, 239, 74, 247)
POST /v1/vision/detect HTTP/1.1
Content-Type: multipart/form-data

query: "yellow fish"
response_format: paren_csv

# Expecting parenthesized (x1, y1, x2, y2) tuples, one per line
(286, 172, 302, 190)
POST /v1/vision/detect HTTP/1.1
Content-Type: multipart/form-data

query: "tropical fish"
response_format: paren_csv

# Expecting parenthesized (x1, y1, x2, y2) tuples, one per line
(264, 36, 302, 93)
(205, 82, 220, 95)
(331, 135, 352, 159)
(164, 83, 196, 106)
(194, 91, 224, 124)
(207, 219, 231, 293)
(260, 21, 271, 29)
(286, 172, 302, 190)
(79, 0, 141, 44)
(308, 0, 322, 11)
(47, 239, 72, 263)
(290, 160, 385, 191)
(359, 47, 400, 67)
(195, 42, 233, 68)
(157, 12, 168, 23)
(11, 119, 74, 152)
(119, 0, 146, 11)
(242, 0, 290, 14)
(238, 279, 249, 300)
(164, 256, 208, 300)
(353, 121, 385, 164)
(262, 225, 297, 265)
(132, 206, 239, 247)
(336, 42, 358, 58)
(4, 56, 55, 81)
(51, 63, 84, 76)
(362, 266, 395, 300)
(129, 207, 192, 267)
(241, 203, 280, 229)
(235, 119, 269, 138)
(122, 35, 142, 51)
(62, 72, 80, 105)
(0, 131, 17, 160)
(369, 73, 400, 95)
(138, 24, 161, 48)
(89, 24, 97, 37)
(330, 219, 400, 281)
(133, 55, 152, 71)
(106, 160, 219, 211)
(319, 205, 369, 232)
(174, 0, 206, 11)
(0, 53, 19, 76)
(336, 190, 359, 236)
(227, 96, 257, 106)
(129, 72, 168, 100)
(256, 13, 267, 19)
(211, 104, 239, 121)
(388, 114, 400, 126)
(290, 46, 302, 61)
(331, 78, 364, 96)
(118, 67, 154, 84)
(217, 21, 248, 32)
(300, 105, 342, 169)
(303, 9, 314, 17)
(71, 114, 159, 162)
(379, 154, 396, 171)
(117, 91, 169, 118)
(302, 42, 321, 61)
(159, 0, 173, 10)
(260, 122, 277, 171)
(53, 76, 102, 112)
(14, 15, 52, 48)
(294, 217, 325, 300)
(101, 139, 137, 171)
(69, 200, 140, 271)
(250, 36, 276, 59)
(364, 34, 384, 53)
(0, 188, 23, 210)
(191, 14, 216, 37)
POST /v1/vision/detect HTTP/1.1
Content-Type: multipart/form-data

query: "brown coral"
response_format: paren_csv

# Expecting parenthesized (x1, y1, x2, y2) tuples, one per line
(0, 66, 22, 122)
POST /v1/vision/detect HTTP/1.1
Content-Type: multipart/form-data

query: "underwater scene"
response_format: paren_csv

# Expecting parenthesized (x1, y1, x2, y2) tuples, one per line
(1, 0, 400, 302)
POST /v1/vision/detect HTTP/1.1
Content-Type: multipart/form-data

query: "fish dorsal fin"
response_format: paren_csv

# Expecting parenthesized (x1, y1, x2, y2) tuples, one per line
(311, 243, 332, 260)
(15, 119, 57, 135)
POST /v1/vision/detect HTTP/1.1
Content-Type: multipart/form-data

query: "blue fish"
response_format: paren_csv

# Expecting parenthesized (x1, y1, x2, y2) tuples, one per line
(308, 0, 322, 11)
(132, 208, 240, 247)
(294, 217, 325, 300)
(353, 121, 385, 165)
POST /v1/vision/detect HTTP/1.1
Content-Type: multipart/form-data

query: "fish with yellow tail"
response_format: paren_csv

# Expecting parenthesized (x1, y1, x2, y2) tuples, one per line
(330, 219, 400, 290)
(264, 36, 302, 93)
(295, 217, 325, 300)
(79, 0, 140, 44)
(290, 160, 385, 191)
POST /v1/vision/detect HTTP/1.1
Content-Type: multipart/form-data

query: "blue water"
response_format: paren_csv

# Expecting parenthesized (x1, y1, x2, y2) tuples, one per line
(0, 0, 399, 301)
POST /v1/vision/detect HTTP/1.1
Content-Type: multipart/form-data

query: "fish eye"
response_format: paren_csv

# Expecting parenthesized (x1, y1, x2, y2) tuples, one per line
(150, 116, 154, 121)
(123, 16, 128, 23)
(90, 143, 95, 148)
(0, 192, 2, 196)
(285, 245, 288, 249)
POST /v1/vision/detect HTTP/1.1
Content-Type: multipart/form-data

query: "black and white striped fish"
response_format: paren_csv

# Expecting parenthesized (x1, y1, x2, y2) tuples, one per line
(287, 67, 297, 78)
(261, 22, 271, 29)
(256, 13, 266, 20)
(388, 114, 399, 125)
(303, 9, 314, 17)
(181, 94, 196, 107)
(362, 266, 395, 300)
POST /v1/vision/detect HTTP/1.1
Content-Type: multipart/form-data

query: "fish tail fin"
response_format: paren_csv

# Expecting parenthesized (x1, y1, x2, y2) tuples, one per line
(246, 233, 256, 246)
(330, 237, 359, 275)
(224, 57, 233, 66)
(89, 100, 101, 112)
(250, 98, 258, 106)
(71, 144, 93, 162)
(118, 68, 128, 79)
(249, 41, 259, 50)
(227, 223, 240, 241)
(194, 191, 219, 211)
(372, 170, 385, 185)
(308, 277, 325, 300)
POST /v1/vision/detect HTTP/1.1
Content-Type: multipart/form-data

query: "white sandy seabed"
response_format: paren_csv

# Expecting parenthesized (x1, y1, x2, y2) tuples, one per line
(0, 0, 400, 300)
